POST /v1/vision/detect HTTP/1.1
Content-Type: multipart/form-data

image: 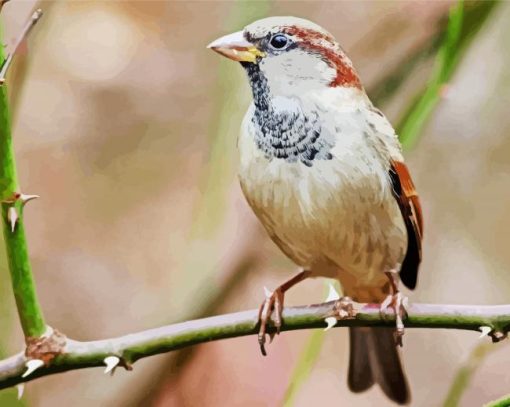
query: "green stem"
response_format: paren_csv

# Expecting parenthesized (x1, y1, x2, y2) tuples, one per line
(484, 394, 510, 407)
(0, 301, 508, 390)
(0, 21, 46, 338)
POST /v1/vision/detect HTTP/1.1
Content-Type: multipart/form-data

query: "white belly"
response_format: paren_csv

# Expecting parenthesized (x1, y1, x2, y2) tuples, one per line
(238, 129, 407, 292)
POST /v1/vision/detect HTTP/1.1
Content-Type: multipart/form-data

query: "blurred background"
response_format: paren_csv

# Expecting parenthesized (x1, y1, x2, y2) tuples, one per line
(0, 1, 509, 406)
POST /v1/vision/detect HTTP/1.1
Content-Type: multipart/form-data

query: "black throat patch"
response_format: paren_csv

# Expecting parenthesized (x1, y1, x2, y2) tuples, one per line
(242, 63, 334, 167)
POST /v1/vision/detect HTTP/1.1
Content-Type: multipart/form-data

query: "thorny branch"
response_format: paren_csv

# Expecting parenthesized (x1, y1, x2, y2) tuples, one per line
(0, 301, 509, 390)
(0, 7, 47, 340)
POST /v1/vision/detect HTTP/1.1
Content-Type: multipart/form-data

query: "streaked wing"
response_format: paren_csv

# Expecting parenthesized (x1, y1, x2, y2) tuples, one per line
(389, 160, 423, 290)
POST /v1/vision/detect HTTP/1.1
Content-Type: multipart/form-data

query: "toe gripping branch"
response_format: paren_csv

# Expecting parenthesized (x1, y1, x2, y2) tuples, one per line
(257, 270, 311, 356)
(381, 271, 409, 346)
(258, 287, 284, 356)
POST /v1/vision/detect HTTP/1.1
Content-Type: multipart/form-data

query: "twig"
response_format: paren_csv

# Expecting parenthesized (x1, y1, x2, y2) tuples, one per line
(0, 8, 42, 85)
(0, 9, 46, 339)
(0, 301, 509, 390)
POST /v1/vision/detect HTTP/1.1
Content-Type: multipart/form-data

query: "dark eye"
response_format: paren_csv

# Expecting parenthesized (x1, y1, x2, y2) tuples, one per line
(269, 34, 289, 50)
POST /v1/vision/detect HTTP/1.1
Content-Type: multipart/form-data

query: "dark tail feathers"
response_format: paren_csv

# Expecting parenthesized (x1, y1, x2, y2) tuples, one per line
(348, 327, 410, 405)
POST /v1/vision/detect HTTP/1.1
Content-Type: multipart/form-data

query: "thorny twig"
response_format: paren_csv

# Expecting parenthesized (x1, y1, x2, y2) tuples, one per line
(0, 6, 46, 340)
(0, 301, 509, 390)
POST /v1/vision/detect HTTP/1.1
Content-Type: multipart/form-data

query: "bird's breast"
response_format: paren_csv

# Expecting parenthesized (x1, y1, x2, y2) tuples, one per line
(239, 147, 336, 267)
(238, 109, 407, 284)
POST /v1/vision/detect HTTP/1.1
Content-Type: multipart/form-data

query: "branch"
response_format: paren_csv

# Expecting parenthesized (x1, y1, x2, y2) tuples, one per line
(0, 9, 46, 339)
(0, 301, 509, 390)
(0, 9, 42, 85)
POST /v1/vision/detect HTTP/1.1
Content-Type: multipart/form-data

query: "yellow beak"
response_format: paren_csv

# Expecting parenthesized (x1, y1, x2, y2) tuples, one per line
(207, 31, 265, 63)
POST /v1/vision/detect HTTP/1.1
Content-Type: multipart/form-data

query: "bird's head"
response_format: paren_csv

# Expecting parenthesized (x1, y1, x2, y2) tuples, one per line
(208, 16, 362, 97)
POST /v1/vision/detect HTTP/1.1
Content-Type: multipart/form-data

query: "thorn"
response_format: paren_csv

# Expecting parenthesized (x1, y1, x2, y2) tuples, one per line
(22, 359, 44, 378)
(104, 356, 120, 374)
(479, 326, 492, 338)
(402, 296, 409, 310)
(263, 286, 272, 298)
(16, 383, 24, 400)
(7, 206, 18, 232)
(19, 193, 39, 205)
(324, 317, 337, 332)
(2, 192, 39, 205)
(325, 283, 340, 302)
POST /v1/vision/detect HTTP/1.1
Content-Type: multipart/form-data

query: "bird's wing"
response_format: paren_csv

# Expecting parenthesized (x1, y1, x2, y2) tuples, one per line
(388, 160, 423, 290)
(363, 106, 423, 289)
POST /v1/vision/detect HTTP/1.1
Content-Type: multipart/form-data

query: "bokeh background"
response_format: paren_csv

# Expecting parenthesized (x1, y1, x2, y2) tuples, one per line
(1, 1, 510, 406)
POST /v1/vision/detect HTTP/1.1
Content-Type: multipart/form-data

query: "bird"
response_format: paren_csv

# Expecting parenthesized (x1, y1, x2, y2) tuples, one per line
(208, 16, 423, 405)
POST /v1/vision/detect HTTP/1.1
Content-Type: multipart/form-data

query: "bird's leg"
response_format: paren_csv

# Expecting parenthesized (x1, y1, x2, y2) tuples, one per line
(258, 269, 311, 356)
(380, 270, 408, 347)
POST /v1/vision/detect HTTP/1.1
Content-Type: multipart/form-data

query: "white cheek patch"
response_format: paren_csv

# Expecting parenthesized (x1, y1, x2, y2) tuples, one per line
(260, 50, 336, 95)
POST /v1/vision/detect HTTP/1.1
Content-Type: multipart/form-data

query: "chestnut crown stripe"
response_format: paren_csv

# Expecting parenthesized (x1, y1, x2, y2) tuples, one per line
(282, 25, 362, 89)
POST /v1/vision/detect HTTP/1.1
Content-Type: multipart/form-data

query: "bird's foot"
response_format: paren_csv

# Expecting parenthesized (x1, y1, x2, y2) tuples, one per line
(256, 270, 311, 356)
(380, 291, 409, 346)
(257, 287, 284, 356)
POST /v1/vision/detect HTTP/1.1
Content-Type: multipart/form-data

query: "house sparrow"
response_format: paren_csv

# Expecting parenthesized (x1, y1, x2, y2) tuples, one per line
(208, 16, 423, 405)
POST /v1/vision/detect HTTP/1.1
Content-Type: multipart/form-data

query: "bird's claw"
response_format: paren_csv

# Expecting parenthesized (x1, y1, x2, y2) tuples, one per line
(380, 291, 408, 346)
(258, 287, 284, 356)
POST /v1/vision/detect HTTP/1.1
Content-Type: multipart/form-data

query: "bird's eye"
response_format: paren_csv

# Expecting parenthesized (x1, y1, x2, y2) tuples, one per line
(269, 34, 289, 50)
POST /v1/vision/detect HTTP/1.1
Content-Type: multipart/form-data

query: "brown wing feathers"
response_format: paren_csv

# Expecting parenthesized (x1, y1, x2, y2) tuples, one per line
(389, 160, 423, 290)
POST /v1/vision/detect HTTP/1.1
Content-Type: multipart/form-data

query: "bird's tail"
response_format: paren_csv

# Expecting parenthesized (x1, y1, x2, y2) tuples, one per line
(348, 327, 410, 405)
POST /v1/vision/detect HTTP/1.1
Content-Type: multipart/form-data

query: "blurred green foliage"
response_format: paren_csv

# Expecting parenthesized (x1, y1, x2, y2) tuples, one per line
(283, 329, 325, 407)
(397, 0, 499, 149)
(443, 342, 500, 407)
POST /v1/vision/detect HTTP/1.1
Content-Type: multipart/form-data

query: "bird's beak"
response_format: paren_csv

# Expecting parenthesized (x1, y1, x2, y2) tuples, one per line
(207, 31, 265, 63)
